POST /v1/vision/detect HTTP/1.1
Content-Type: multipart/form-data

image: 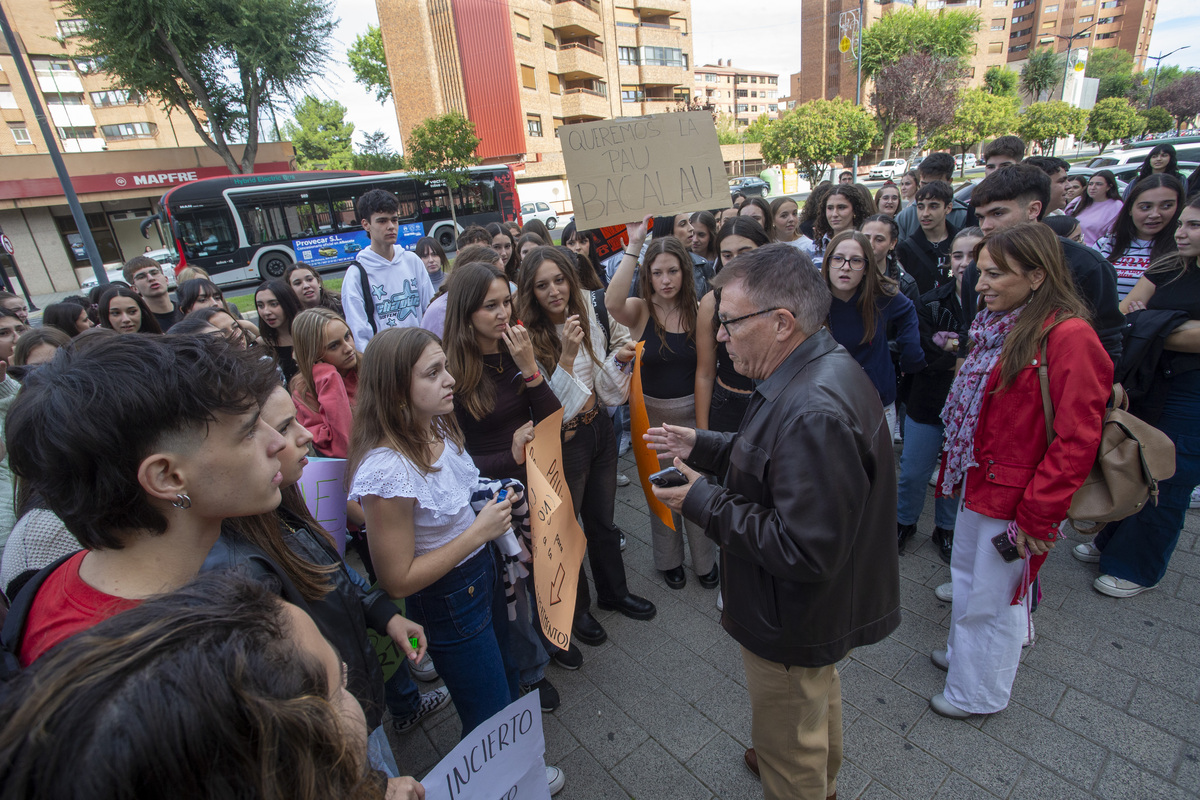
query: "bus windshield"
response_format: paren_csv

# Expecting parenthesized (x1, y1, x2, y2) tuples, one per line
(175, 208, 238, 259)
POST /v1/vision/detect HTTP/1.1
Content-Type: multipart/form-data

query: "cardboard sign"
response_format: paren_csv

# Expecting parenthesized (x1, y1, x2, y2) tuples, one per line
(524, 409, 586, 650)
(422, 690, 550, 800)
(561, 111, 727, 230)
(293, 222, 424, 267)
(297, 457, 348, 554)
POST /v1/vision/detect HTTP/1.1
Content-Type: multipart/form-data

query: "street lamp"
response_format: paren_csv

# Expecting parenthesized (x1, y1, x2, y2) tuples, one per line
(1054, 23, 1095, 108)
(1147, 46, 1190, 110)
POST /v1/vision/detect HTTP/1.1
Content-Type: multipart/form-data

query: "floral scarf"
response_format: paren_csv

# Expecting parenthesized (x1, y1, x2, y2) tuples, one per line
(939, 304, 1027, 496)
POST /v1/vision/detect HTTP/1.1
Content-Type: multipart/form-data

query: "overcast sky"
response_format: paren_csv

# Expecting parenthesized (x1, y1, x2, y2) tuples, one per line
(312, 0, 1198, 153)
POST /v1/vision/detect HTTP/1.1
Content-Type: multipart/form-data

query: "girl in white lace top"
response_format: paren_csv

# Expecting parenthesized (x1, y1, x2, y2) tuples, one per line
(347, 327, 521, 738)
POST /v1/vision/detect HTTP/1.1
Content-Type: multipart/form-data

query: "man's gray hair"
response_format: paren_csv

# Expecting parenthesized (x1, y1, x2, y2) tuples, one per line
(711, 243, 830, 336)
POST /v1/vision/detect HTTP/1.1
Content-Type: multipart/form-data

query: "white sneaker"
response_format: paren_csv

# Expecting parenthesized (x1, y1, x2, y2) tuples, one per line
(547, 765, 565, 795)
(410, 653, 438, 682)
(1072, 542, 1101, 563)
(716, 590, 724, 612)
(934, 582, 953, 602)
(392, 686, 452, 734)
(893, 419, 903, 444)
(618, 432, 632, 455)
(1191, 487, 1200, 508)
(1094, 574, 1155, 598)
(616, 472, 631, 487)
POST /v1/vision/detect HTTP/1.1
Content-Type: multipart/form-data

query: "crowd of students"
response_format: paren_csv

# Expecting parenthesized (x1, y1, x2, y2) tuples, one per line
(0, 134, 1197, 795)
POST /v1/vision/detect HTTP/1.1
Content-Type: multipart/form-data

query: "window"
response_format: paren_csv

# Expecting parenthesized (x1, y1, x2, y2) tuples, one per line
(1010, 26, 1031, 37)
(736, 104, 748, 113)
(543, 26, 556, 49)
(1097, 15, 1118, 23)
(521, 64, 536, 90)
(56, 126, 96, 140)
(513, 14, 530, 40)
(991, 18, 1007, 28)
(553, 117, 565, 136)
(988, 41, 1005, 52)
(1012, 13, 1032, 23)
(11, 127, 31, 145)
(1042, 20, 1056, 28)
(768, 104, 777, 112)
(994, 0, 1008, 5)
(90, 90, 141, 107)
(31, 58, 72, 74)
(638, 46, 684, 67)
(1010, 43, 1030, 52)
(0, 91, 15, 109)
(1013, 0, 1031, 7)
(100, 122, 156, 139)
(621, 85, 643, 102)
(614, 6, 637, 26)
(1096, 31, 1116, 38)
(548, 73, 561, 95)
(1044, 4, 1059, 10)
(1081, 0, 1095, 5)
(55, 19, 88, 37)
(619, 46, 639, 65)
(736, 89, 748, 97)
(526, 115, 542, 137)
(1079, 15, 1094, 21)
(1100, 0, 1119, 7)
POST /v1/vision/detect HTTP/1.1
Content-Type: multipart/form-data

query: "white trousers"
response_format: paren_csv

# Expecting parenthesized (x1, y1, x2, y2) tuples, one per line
(943, 505, 1027, 714)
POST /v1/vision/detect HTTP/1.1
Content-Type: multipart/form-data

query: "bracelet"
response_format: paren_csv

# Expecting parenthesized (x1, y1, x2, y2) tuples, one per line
(522, 370, 541, 383)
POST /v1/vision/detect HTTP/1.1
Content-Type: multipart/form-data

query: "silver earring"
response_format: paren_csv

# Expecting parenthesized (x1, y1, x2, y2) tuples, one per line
(172, 493, 192, 510)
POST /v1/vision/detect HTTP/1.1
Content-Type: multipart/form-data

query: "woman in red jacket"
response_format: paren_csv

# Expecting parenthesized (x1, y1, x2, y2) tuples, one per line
(290, 308, 360, 458)
(933, 223, 1112, 719)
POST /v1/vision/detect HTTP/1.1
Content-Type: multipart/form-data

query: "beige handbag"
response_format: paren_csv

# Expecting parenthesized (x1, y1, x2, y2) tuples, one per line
(1039, 349, 1177, 534)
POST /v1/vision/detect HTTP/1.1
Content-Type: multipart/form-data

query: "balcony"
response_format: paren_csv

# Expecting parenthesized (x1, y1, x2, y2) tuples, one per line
(61, 137, 105, 153)
(37, 72, 84, 94)
(556, 42, 606, 79)
(47, 103, 95, 127)
(638, 64, 685, 86)
(634, 23, 685, 48)
(552, 0, 602, 38)
(637, 98, 680, 115)
(631, 0, 687, 12)
(561, 87, 610, 119)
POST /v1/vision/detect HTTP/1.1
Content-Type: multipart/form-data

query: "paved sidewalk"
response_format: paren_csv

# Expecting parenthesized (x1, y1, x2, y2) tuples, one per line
(388, 451, 1200, 799)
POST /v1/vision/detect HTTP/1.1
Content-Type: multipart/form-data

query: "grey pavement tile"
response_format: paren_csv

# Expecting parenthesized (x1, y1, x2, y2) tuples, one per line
(542, 710, 582, 766)
(898, 551, 943, 585)
(610, 739, 713, 800)
(1095, 755, 1199, 800)
(640, 638, 728, 704)
(1090, 634, 1200, 698)
(550, 656, 602, 713)
(391, 727, 442, 779)
(1178, 575, 1200, 604)
(839, 660, 931, 736)
(655, 592, 725, 655)
(557, 689, 649, 765)
(1175, 745, 1200, 787)
(1021, 638, 1138, 707)
(980, 700, 1106, 787)
(582, 643, 665, 714)
(842, 717, 950, 800)
(684, 731, 764, 798)
(1007, 762, 1096, 800)
(831, 760, 871, 800)
(850, 636, 918, 680)
(892, 653, 948, 703)
(553, 744, 631, 799)
(690, 674, 754, 748)
(1168, 548, 1200, 579)
(426, 712, 462, 758)
(625, 686, 721, 761)
(856, 779, 905, 799)
(930, 771, 1003, 799)
(1147, 594, 1200, 635)
(906, 714, 1023, 797)
(888, 611, 950, 657)
(1059, 587, 1167, 644)
(602, 601, 675, 659)
(1008, 663, 1068, 718)
(898, 576, 952, 624)
(1128, 681, 1200, 745)
(921, 564, 952, 590)
(1054, 688, 1184, 777)
(1021, 607, 1099, 653)
(699, 638, 748, 687)
(623, 565, 681, 611)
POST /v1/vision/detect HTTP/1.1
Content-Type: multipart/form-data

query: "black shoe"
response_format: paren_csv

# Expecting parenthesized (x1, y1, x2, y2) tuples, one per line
(932, 527, 954, 565)
(598, 593, 657, 621)
(698, 564, 720, 589)
(897, 523, 916, 554)
(521, 677, 560, 712)
(551, 641, 583, 670)
(661, 566, 686, 589)
(572, 611, 607, 646)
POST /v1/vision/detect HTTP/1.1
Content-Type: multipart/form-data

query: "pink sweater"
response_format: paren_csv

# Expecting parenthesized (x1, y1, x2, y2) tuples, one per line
(292, 362, 358, 458)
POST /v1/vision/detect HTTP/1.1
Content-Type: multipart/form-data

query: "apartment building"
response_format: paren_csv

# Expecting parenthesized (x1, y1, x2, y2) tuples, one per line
(376, 0, 694, 184)
(692, 60, 781, 126)
(1001, 0, 1156, 69)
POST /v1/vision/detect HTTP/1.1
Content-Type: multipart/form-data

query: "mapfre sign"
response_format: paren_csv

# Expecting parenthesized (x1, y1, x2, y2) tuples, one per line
(118, 171, 199, 187)
(0, 162, 294, 201)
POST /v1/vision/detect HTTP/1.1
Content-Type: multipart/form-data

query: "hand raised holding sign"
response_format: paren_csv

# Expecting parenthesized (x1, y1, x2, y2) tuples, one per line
(625, 214, 654, 251)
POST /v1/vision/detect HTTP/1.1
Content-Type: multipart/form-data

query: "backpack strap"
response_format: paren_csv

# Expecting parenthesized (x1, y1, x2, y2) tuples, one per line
(1, 551, 79, 678)
(591, 289, 611, 354)
(1038, 345, 1054, 447)
(352, 260, 377, 335)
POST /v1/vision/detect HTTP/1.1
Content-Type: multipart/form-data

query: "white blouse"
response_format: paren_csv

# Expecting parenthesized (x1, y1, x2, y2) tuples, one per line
(544, 299, 633, 419)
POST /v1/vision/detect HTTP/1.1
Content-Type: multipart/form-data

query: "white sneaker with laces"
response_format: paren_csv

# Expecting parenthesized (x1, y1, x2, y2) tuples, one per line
(716, 590, 724, 612)
(410, 653, 438, 682)
(392, 686, 452, 734)
(934, 582, 953, 603)
(616, 472, 631, 487)
(1072, 542, 1101, 563)
(1094, 574, 1155, 598)
(1191, 487, 1200, 508)
(547, 766, 566, 795)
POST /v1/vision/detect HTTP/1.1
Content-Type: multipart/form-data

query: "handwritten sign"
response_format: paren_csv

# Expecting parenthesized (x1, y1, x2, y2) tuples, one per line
(524, 409, 586, 650)
(298, 457, 348, 555)
(561, 111, 728, 229)
(422, 690, 550, 800)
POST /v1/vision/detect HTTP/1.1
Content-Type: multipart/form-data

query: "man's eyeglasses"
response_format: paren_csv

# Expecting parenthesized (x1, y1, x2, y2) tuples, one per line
(717, 308, 783, 337)
(132, 268, 163, 281)
(827, 254, 866, 271)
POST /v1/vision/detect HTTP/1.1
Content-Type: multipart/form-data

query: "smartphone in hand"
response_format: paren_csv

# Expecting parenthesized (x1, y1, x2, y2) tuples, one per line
(649, 467, 689, 487)
(991, 531, 1021, 562)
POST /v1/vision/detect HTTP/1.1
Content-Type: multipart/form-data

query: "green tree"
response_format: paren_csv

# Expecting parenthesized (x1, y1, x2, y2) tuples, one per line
(1086, 97, 1142, 154)
(405, 112, 481, 229)
(983, 66, 1019, 97)
(1131, 65, 1184, 107)
(1017, 101, 1087, 154)
(743, 114, 774, 144)
(1021, 47, 1064, 102)
(714, 113, 740, 145)
(283, 96, 355, 169)
(1140, 105, 1173, 135)
(352, 130, 405, 171)
(66, 0, 334, 174)
(760, 99, 876, 188)
(931, 89, 1019, 172)
(860, 8, 980, 78)
(1085, 47, 1134, 101)
(348, 24, 391, 104)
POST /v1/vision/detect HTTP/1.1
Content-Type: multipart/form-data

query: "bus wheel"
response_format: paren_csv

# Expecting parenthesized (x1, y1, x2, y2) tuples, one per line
(437, 227, 456, 250)
(262, 252, 292, 278)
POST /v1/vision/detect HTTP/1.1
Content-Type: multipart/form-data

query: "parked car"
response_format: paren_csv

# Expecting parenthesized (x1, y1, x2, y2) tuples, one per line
(81, 248, 178, 291)
(521, 201, 558, 230)
(729, 176, 770, 196)
(954, 153, 978, 171)
(868, 159, 907, 180)
(1120, 134, 1200, 150)
(1069, 162, 1198, 195)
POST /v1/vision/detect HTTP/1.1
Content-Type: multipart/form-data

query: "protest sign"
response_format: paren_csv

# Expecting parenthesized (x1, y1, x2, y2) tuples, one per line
(422, 690, 550, 800)
(297, 457, 348, 554)
(524, 409, 586, 650)
(561, 111, 728, 229)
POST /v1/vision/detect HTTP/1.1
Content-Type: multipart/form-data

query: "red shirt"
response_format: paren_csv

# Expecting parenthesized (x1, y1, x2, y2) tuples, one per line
(19, 550, 141, 667)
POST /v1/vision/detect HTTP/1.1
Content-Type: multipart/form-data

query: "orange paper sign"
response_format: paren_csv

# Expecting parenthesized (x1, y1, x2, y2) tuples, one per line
(525, 409, 587, 649)
(629, 341, 675, 530)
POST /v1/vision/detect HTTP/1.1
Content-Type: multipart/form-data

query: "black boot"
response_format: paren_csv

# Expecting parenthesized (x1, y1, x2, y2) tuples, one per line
(897, 523, 916, 554)
(932, 527, 954, 565)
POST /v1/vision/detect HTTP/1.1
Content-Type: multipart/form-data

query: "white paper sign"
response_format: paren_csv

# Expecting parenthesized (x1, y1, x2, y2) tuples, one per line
(421, 691, 550, 800)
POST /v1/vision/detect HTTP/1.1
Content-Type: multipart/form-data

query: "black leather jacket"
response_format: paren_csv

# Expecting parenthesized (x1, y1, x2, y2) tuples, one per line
(681, 329, 901, 667)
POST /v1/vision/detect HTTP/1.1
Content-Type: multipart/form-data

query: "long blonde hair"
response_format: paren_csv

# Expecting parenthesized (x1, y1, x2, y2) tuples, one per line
(347, 327, 463, 479)
(289, 308, 358, 412)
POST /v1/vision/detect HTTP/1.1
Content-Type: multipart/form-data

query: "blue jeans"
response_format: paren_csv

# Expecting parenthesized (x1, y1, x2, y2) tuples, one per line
(1096, 370, 1200, 587)
(897, 418, 957, 530)
(405, 545, 518, 738)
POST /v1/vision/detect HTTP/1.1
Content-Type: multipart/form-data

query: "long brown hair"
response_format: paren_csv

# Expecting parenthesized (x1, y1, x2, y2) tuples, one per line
(289, 307, 358, 412)
(815, 185, 873, 241)
(442, 262, 512, 421)
(516, 246, 601, 375)
(980, 222, 1089, 389)
(231, 483, 338, 604)
(822, 230, 898, 345)
(638, 236, 698, 351)
(348, 327, 464, 479)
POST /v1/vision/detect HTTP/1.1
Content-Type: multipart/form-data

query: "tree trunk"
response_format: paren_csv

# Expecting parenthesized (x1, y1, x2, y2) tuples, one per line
(881, 122, 896, 161)
(447, 181, 459, 231)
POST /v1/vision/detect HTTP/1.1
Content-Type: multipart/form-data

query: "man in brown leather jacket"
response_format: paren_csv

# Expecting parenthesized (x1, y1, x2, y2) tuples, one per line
(648, 244, 901, 800)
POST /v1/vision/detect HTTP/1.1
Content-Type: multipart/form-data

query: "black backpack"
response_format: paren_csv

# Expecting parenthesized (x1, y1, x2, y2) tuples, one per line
(352, 260, 378, 335)
(1, 552, 79, 683)
(590, 289, 611, 354)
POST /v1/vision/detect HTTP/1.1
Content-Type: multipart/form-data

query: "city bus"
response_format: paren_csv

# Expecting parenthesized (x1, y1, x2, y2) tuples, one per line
(149, 165, 522, 286)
